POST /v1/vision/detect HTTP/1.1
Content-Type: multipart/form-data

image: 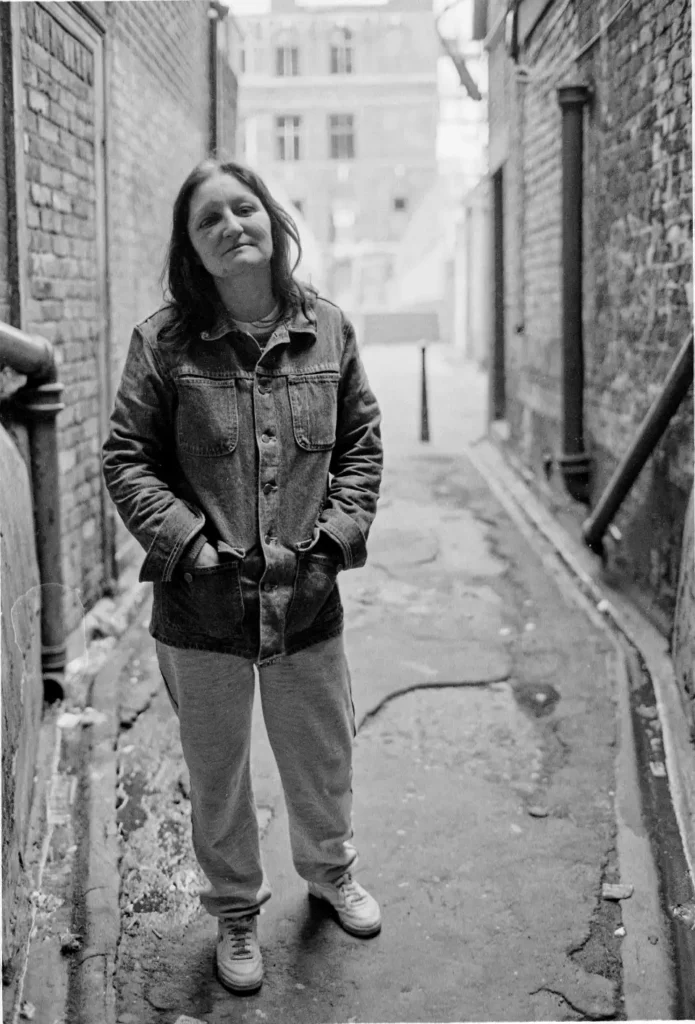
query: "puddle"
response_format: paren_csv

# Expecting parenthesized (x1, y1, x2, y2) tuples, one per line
(513, 681, 561, 718)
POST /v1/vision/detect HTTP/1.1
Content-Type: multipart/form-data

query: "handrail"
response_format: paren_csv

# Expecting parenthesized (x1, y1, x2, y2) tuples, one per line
(583, 334, 694, 557)
(1, 319, 66, 697)
(0, 321, 55, 380)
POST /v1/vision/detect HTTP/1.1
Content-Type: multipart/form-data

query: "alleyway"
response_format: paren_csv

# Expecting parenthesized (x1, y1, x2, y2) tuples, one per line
(82, 343, 667, 1024)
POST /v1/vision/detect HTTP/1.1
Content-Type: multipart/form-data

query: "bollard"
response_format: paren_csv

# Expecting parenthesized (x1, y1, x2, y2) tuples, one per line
(420, 344, 430, 443)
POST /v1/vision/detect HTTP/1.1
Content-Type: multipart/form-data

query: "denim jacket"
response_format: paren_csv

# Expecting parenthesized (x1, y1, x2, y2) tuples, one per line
(102, 292, 383, 664)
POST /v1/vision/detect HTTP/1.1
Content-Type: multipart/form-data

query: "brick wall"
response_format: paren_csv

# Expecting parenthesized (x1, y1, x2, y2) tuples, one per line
(5, 2, 217, 618)
(673, 489, 694, 735)
(105, 1, 209, 368)
(489, 0, 693, 631)
(0, 19, 10, 326)
(104, 0, 211, 565)
(0, 425, 42, 992)
(582, 0, 692, 624)
(19, 2, 104, 616)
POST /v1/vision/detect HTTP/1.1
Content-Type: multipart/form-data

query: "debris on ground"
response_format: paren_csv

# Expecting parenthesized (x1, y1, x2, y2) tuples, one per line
(59, 932, 82, 954)
(527, 805, 549, 818)
(636, 704, 659, 720)
(56, 707, 107, 729)
(614, 926, 626, 937)
(602, 883, 634, 901)
(672, 900, 695, 930)
(19, 1004, 36, 1021)
(85, 600, 128, 640)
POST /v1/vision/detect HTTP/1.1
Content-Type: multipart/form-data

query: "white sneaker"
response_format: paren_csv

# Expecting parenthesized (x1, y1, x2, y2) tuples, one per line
(308, 872, 382, 937)
(216, 914, 263, 993)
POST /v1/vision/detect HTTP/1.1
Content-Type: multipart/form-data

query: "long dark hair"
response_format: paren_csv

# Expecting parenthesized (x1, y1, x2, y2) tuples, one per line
(159, 158, 310, 346)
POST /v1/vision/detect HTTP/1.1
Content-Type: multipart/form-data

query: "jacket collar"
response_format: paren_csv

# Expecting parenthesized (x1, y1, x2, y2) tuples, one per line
(200, 292, 317, 343)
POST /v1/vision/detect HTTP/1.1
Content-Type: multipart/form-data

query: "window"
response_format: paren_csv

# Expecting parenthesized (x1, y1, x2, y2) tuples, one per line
(393, 196, 407, 211)
(275, 116, 302, 161)
(276, 44, 299, 76)
(329, 114, 355, 160)
(331, 202, 356, 245)
(330, 27, 353, 74)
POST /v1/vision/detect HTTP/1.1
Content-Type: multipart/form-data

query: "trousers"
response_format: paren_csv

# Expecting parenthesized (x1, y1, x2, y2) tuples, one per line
(156, 633, 358, 918)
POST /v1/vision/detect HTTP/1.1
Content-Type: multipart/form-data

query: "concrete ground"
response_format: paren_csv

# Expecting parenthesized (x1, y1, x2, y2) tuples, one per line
(53, 345, 677, 1022)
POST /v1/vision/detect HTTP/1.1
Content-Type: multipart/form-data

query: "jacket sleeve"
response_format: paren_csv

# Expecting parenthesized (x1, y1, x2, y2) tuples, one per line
(318, 316, 383, 569)
(102, 327, 207, 582)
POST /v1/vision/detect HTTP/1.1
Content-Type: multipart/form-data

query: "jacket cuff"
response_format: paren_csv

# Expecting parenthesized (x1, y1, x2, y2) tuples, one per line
(318, 511, 367, 570)
(138, 504, 206, 583)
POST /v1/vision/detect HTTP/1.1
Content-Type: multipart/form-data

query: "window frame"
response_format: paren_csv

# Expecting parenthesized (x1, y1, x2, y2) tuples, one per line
(275, 115, 302, 162)
(275, 44, 299, 76)
(328, 113, 355, 160)
(330, 27, 353, 75)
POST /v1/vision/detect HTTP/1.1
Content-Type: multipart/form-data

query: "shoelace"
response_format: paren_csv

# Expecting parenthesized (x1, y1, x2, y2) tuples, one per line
(337, 874, 368, 907)
(221, 917, 255, 958)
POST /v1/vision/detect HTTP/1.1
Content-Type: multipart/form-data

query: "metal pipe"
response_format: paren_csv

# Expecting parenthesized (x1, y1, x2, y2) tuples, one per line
(420, 344, 430, 443)
(2, 321, 67, 696)
(0, 322, 54, 380)
(208, 1, 229, 156)
(490, 168, 506, 420)
(208, 5, 219, 156)
(583, 334, 694, 556)
(557, 84, 591, 504)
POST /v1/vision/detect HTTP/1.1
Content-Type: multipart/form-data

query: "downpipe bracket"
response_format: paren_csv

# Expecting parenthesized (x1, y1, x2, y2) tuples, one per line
(557, 451, 592, 506)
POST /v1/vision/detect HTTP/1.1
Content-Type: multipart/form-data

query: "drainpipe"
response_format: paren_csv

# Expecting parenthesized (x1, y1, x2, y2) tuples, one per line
(1, 321, 66, 698)
(208, 0, 229, 156)
(557, 84, 592, 504)
(583, 334, 694, 557)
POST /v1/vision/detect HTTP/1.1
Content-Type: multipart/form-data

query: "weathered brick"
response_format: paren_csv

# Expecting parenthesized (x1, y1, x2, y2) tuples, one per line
(488, 0, 692, 631)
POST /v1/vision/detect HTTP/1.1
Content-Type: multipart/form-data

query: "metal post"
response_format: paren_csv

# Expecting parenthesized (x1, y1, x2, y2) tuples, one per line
(420, 344, 430, 443)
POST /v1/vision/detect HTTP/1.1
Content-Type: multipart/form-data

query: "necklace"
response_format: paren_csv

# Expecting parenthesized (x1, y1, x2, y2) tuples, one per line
(233, 302, 281, 331)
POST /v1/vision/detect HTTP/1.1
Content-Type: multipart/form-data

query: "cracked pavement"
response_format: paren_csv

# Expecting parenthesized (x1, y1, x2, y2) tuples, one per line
(111, 347, 629, 1022)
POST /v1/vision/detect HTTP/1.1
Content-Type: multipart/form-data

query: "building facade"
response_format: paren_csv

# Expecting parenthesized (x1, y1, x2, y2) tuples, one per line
(486, 0, 692, 642)
(232, 0, 439, 311)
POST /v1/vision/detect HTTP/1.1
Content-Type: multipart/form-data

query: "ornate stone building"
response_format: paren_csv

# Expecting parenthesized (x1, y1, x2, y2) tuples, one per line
(232, 0, 439, 311)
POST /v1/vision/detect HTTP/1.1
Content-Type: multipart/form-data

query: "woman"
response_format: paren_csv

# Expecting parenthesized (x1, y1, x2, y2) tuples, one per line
(102, 159, 383, 994)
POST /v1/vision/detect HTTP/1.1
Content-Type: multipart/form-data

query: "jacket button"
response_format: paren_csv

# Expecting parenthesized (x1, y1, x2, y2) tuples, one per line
(183, 572, 193, 583)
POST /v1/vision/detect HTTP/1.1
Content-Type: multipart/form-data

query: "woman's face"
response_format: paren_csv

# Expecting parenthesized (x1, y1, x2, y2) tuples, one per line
(187, 172, 274, 280)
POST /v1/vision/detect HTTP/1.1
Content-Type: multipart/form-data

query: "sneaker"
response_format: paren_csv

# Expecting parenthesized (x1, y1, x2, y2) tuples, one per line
(308, 872, 382, 937)
(216, 914, 263, 993)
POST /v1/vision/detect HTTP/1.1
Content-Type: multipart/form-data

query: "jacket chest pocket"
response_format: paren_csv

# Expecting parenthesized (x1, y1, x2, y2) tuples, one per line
(176, 377, 238, 456)
(287, 372, 340, 451)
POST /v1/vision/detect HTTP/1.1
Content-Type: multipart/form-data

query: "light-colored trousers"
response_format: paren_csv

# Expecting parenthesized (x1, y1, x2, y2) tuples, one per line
(156, 634, 357, 919)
